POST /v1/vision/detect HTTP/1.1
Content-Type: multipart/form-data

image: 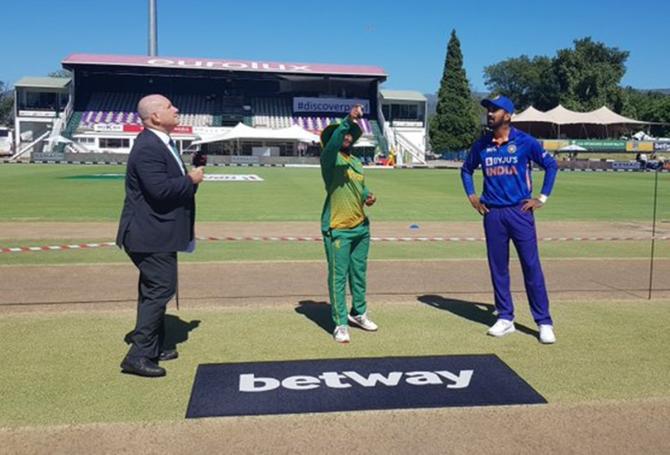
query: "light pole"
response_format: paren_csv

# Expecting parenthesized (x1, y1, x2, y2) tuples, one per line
(148, 0, 158, 56)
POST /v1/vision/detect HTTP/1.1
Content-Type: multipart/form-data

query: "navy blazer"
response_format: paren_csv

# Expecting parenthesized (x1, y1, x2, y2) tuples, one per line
(116, 129, 197, 253)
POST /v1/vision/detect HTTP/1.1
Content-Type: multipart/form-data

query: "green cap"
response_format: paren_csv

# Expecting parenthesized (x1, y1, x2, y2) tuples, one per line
(320, 118, 363, 148)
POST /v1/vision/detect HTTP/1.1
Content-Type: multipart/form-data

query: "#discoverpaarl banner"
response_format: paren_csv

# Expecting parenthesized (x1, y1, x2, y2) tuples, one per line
(293, 97, 370, 115)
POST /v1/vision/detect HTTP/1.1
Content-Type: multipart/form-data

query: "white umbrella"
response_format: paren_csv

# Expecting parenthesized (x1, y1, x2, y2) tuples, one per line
(353, 137, 376, 148)
(280, 124, 320, 143)
(192, 123, 320, 145)
(558, 144, 587, 152)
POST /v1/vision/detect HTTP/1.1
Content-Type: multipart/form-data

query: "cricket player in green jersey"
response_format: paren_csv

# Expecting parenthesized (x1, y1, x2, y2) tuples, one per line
(320, 104, 378, 343)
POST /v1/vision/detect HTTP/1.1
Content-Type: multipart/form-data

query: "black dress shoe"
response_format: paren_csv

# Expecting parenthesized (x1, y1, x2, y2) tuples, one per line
(120, 356, 166, 377)
(158, 350, 179, 361)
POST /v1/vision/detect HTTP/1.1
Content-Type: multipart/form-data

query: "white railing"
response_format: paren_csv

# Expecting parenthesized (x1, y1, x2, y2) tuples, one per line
(43, 117, 66, 153)
(9, 130, 51, 161)
(394, 130, 426, 165)
(376, 101, 393, 154)
(63, 96, 74, 125)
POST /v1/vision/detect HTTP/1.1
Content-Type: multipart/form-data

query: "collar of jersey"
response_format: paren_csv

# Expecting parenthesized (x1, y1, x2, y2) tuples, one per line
(487, 127, 519, 146)
(340, 152, 364, 173)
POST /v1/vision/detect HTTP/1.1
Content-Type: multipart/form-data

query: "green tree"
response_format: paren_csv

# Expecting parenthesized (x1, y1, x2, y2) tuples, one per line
(0, 81, 14, 126)
(484, 37, 629, 113)
(484, 55, 558, 110)
(623, 88, 670, 136)
(429, 30, 480, 152)
(553, 37, 629, 111)
(48, 69, 72, 78)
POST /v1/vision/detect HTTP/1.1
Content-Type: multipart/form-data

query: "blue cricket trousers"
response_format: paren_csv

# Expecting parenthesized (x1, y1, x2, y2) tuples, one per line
(483, 205, 552, 325)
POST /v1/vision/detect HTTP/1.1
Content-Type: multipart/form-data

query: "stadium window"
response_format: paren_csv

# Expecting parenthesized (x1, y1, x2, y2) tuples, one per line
(99, 138, 130, 148)
(279, 142, 295, 157)
(391, 104, 402, 119)
(241, 141, 263, 156)
(388, 104, 420, 121)
(382, 105, 390, 120)
(407, 104, 418, 119)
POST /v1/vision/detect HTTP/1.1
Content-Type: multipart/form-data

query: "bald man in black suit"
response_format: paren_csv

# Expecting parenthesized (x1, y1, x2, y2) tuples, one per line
(116, 94, 204, 378)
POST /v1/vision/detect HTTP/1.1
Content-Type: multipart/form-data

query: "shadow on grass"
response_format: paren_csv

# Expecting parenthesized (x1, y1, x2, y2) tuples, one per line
(124, 315, 201, 351)
(295, 300, 333, 334)
(417, 294, 539, 338)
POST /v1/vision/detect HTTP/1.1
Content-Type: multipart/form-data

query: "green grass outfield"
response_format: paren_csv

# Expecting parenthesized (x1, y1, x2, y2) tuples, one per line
(2, 164, 669, 429)
(0, 164, 668, 222)
(1, 299, 669, 427)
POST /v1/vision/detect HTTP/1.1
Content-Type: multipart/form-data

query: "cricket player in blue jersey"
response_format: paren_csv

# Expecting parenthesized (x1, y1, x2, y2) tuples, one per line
(461, 95, 558, 344)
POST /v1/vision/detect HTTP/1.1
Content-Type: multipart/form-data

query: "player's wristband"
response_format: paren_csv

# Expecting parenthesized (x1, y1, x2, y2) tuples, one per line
(538, 194, 548, 204)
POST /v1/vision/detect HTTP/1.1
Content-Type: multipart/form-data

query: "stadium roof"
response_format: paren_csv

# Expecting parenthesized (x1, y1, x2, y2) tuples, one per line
(62, 54, 387, 78)
(14, 77, 71, 89)
(380, 90, 426, 102)
(513, 104, 648, 125)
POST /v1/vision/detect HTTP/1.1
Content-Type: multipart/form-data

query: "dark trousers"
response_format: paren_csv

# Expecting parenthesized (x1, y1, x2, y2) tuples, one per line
(125, 251, 177, 360)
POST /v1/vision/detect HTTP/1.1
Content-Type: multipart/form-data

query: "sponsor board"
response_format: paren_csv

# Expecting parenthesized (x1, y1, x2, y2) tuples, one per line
(120, 124, 193, 134)
(18, 110, 57, 118)
(391, 120, 424, 128)
(63, 54, 387, 77)
(626, 141, 654, 152)
(572, 140, 626, 151)
(612, 161, 642, 170)
(230, 155, 260, 165)
(93, 124, 124, 132)
(654, 142, 670, 152)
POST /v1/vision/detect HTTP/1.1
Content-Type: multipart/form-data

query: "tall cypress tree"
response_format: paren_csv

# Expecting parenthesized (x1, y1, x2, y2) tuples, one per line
(429, 30, 480, 152)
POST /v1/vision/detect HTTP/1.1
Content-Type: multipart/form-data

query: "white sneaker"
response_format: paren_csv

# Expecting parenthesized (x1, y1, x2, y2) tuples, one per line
(487, 319, 515, 337)
(539, 325, 556, 344)
(348, 313, 378, 331)
(333, 325, 350, 343)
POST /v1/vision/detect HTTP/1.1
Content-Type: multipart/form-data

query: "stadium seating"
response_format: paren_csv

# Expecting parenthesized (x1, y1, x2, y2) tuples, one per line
(251, 98, 292, 129)
(73, 92, 377, 143)
(78, 92, 217, 129)
(293, 116, 372, 135)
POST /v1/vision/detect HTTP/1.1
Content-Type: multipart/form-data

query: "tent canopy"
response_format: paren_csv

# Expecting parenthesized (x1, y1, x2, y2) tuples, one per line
(193, 123, 320, 145)
(513, 104, 648, 126)
(558, 144, 587, 152)
(510, 106, 548, 123)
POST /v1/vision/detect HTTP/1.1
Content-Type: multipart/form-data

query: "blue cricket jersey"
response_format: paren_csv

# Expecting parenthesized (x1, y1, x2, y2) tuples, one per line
(460, 127, 558, 207)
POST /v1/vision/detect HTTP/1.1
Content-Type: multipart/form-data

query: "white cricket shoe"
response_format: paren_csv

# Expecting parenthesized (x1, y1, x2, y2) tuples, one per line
(487, 319, 515, 337)
(348, 313, 378, 332)
(333, 325, 350, 343)
(539, 325, 556, 344)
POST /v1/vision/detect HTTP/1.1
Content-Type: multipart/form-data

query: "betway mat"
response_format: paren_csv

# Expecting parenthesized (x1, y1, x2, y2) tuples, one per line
(186, 355, 546, 418)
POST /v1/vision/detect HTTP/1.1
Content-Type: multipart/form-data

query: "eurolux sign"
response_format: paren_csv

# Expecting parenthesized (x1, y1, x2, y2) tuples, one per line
(62, 54, 387, 77)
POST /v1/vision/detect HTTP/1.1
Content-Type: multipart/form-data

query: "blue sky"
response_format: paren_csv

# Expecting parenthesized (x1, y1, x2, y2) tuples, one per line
(2, 0, 668, 93)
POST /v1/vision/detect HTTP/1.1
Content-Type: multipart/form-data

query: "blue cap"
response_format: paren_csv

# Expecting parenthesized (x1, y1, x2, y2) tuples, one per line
(481, 95, 515, 114)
